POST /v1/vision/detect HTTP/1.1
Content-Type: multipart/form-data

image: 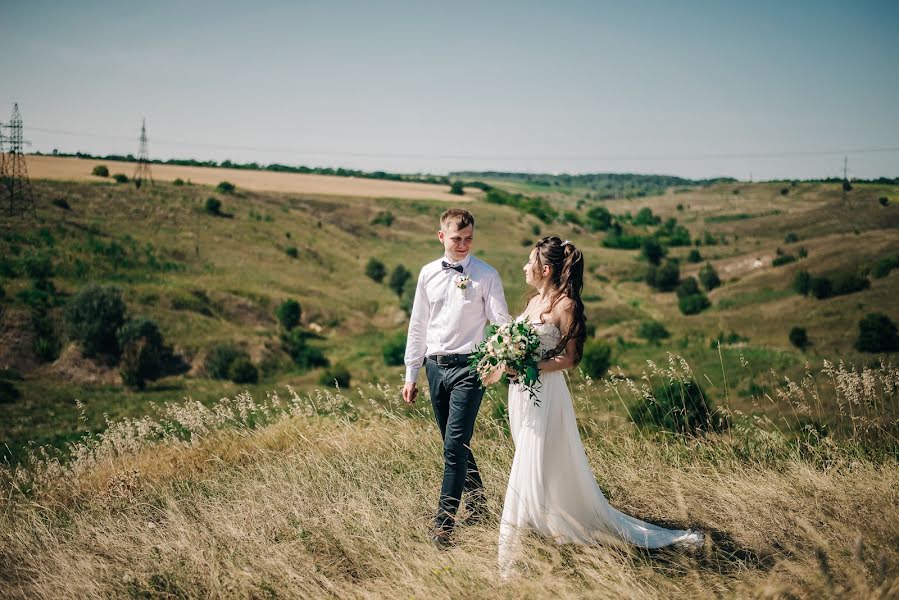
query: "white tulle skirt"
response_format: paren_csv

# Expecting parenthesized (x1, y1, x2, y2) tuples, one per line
(498, 371, 701, 577)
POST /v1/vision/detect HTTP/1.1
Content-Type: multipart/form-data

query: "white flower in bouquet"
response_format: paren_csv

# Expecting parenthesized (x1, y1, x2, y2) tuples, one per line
(468, 321, 544, 405)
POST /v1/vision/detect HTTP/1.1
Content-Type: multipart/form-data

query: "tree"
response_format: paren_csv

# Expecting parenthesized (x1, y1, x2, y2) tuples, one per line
(365, 257, 386, 283)
(65, 284, 127, 356)
(581, 339, 612, 379)
(636, 320, 670, 344)
(204, 197, 222, 215)
(646, 259, 680, 292)
(794, 270, 811, 295)
(687, 249, 702, 263)
(216, 181, 236, 194)
(641, 237, 666, 265)
(388, 265, 412, 296)
(633, 207, 660, 226)
(855, 313, 899, 353)
(91, 165, 109, 177)
(276, 299, 302, 331)
(699, 262, 721, 291)
(585, 206, 612, 232)
(789, 326, 808, 350)
(450, 181, 465, 195)
(678, 292, 711, 315)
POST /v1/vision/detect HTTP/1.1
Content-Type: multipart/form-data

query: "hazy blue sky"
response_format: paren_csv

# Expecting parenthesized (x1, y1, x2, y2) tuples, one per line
(2, 0, 897, 179)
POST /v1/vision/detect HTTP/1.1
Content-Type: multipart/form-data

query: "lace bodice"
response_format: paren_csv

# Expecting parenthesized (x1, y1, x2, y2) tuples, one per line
(520, 318, 562, 359)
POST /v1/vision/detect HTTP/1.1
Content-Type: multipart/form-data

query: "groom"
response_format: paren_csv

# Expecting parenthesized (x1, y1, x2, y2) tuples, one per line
(402, 207, 509, 549)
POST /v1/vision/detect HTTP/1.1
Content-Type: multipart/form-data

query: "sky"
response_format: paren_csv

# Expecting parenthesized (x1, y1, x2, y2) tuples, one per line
(2, 0, 897, 180)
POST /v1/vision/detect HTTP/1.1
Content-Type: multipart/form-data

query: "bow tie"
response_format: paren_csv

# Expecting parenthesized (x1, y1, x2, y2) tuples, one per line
(441, 261, 463, 273)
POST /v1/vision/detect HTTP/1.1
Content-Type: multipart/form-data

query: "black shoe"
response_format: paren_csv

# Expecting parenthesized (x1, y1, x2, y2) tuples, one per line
(430, 526, 454, 551)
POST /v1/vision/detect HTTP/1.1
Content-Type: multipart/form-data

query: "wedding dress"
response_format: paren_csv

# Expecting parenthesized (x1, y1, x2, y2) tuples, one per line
(498, 320, 703, 576)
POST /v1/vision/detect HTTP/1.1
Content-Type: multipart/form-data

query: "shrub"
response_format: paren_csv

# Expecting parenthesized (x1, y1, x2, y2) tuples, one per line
(276, 299, 302, 331)
(382, 331, 407, 366)
(365, 257, 386, 283)
(400, 278, 416, 316)
(205, 343, 248, 380)
(23, 252, 53, 280)
(636, 320, 670, 344)
(879, 197, 889, 207)
(0, 380, 21, 404)
(641, 238, 666, 265)
(531, 224, 541, 236)
(855, 313, 899, 353)
(388, 265, 412, 297)
(780, 188, 790, 196)
(173, 178, 185, 186)
(676, 277, 700, 299)
(830, 273, 870, 296)
(319, 363, 351, 388)
(602, 232, 644, 249)
(216, 181, 236, 194)
(52, 198, 70, 210)
(204, 197, 222, 215)
(450, 181, 464, 195)
(371, 210, 394, 226)
(585, 206, 612, 232)
(686, 249, 702, 263)
(91, 165, 109, 177)
(789, 326, 809, 350)
(784, 232, 799, 243)
(112, 173, 128, 183)
(281, 329, 328, 370)
(794, 270, 811, 295)
(809, 276, 832, 299)
(285, 246, 299, 258)
(678, 292, 711, 315)
(872, 255, 899, 279)
(698, 263, 721, 291)
(580, 338, 612, 379)
(65, 284, 127, 356)
(630, 378, 725, 434)
(798, 246, 808, 259)
(772, 254, 796, 267)
(120, 338, 158, 390)
(646, 259, 680, 292)
(228, 358, 259, 384)
(633, 207, 660, 226)
(709, 331, 749, 348)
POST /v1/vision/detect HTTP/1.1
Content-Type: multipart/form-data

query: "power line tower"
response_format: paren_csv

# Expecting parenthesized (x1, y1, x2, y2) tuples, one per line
(0, 103, 36, 218)
(133, 117, 153, 189)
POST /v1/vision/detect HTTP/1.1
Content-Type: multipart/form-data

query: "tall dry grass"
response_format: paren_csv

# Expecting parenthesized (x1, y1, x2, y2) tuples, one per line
(1, 358, 897, 598)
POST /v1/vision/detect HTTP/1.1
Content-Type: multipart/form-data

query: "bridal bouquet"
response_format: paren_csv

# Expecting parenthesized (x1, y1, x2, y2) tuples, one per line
(469, 321, 543, 405)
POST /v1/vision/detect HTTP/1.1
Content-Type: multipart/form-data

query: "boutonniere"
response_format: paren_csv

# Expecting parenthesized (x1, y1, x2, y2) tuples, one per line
(454, 274, 472, 296)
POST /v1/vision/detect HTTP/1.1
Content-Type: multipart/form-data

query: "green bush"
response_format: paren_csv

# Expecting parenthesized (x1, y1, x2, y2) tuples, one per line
(698, 262, 721, 291)
(216, 181, 236, 194)
(228, 358, 259, 384)
(809, 276, 833, 299)
(112, 173, 128, 183)
(371, 210, 394, 226)
(784, 232, 799, 243)
(794, 270, 811, 295)
(91, 165, 109, 177)
(120, 338, 159, 390)
(772, 254, 796, 267)
(630, 379, 726, 435)
(281, 329, 328, 370)
(204, 197, 222, 215)
(872, 255, 899, 279)
(855, 313, 899, 353)
(531, 224, 541, 236)
(580, 338, 612, 379)
(365, 257, 386, 283)
(173, 178, 184, 186)
(686, 249, 702, 263)
(636, 320, 670, 344)
(676, 277, 700, 299)
(633, 207, 660, 226)
(285, 246, 299, 258)
(830, 273, 869, 296)
(789, 326, 808, 350)
(0, 380, 21, 404)
(388, 265, 412, 297)
(277, 299, 302, 331)
(205, 343, 248, 380)
(641, 237, 666, 265)
(879, 197, 889, 207)
(65, 284, 127, 356)
(382, 331, 407, 366)
(678, 293, 710, 315)
(450, 181, 464, 195)
(319, 363, 351, 388)
(646, 259, 680, 292)
(399, 278, 416, 316)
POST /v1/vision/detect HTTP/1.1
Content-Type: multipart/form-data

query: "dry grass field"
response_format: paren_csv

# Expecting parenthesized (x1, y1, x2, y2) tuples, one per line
(25, 155, 472, 202)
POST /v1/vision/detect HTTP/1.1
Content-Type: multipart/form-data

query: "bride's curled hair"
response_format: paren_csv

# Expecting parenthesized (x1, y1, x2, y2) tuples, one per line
(530, 236, 587, 363)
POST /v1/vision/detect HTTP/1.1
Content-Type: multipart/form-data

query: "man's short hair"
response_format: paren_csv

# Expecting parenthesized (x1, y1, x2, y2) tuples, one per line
(440, 208, 475, 230)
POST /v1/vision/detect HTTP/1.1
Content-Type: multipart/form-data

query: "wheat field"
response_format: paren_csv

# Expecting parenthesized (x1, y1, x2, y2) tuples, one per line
(2, 359, 897, 599)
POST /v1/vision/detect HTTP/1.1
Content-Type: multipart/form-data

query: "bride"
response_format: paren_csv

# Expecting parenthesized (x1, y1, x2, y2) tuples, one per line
(484, 236, 703, 577)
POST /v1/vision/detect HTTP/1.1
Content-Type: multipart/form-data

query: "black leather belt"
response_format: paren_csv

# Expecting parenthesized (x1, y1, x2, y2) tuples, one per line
(427, 353, 472, 367)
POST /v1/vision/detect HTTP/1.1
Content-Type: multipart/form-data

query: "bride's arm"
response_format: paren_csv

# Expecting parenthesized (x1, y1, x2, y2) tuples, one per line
(536, 298, 579, 374)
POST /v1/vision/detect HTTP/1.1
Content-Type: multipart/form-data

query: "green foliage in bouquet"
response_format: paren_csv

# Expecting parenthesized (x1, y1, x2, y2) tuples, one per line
(469, 321, 544, 405)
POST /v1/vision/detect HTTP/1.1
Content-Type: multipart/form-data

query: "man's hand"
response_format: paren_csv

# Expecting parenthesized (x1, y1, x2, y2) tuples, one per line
(402, 381, 419, 404)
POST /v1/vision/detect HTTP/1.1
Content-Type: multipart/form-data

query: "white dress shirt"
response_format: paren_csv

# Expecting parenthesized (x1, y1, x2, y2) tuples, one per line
(404, 253, 510, 383)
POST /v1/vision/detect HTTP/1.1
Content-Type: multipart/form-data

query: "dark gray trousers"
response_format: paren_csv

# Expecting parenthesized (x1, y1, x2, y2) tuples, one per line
(425, 359, 485, 530)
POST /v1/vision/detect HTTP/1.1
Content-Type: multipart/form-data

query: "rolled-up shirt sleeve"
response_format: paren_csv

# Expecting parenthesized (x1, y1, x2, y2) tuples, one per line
(404, 269, 430, 382)
(483, 269, 511, 325)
